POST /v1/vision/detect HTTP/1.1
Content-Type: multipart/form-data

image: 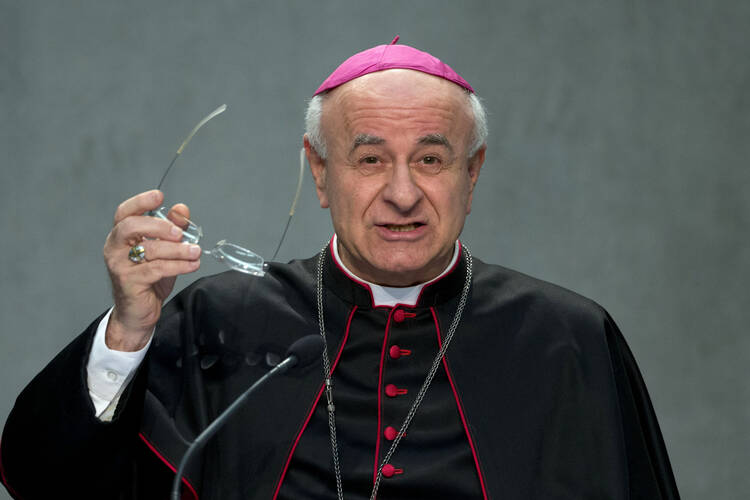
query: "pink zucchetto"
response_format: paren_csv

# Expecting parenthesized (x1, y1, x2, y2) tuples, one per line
(313, 36, 475, 96)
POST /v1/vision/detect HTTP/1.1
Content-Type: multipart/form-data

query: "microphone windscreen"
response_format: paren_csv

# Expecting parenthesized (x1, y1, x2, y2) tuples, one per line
(285, 335, 324, 368)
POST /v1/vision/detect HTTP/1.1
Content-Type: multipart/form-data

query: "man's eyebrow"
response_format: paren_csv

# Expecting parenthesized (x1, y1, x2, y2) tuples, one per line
(417, 133, 454, 153)
(350, 134, 385, 154)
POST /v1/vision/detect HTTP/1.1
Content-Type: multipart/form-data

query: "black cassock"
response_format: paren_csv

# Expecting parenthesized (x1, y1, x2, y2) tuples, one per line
(1, 243, 680, 499)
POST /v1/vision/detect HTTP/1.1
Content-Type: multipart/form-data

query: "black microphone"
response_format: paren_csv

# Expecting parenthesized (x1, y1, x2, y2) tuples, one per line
(282, 334, 326, 369)
(170, 335, 324, 500)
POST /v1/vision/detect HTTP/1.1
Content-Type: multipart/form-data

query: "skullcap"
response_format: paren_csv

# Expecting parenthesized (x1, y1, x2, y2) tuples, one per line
(313, 35, 474, 95)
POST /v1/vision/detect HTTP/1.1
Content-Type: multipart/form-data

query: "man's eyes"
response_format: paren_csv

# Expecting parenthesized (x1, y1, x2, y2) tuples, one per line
(355, 155, 445, 171)
(418, 155, 445, 172)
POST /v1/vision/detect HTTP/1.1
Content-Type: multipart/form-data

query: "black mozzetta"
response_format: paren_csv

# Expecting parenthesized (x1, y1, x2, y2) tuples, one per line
(1, 241, 680, 499)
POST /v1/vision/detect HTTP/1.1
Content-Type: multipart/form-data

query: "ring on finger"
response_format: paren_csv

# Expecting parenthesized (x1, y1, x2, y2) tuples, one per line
(128, 244, 146, 263)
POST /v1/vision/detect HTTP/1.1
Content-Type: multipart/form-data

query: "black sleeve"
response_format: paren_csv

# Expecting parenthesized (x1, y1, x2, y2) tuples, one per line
(0, 312, 151, 499)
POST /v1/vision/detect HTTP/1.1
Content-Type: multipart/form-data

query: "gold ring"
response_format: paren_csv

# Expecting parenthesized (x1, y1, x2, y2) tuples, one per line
(128, 244, 146, 263)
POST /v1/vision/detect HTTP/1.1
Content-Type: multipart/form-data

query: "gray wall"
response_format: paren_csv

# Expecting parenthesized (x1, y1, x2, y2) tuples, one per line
(1, 1, 748, 498)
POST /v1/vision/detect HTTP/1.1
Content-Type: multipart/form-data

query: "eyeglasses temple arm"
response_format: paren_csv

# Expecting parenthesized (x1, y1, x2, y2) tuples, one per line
(271, 148, 306, 261)
(157, 104, 228, 190)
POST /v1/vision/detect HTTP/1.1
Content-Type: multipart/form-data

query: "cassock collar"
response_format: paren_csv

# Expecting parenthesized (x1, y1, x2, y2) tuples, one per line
(324, 235, 467, 309)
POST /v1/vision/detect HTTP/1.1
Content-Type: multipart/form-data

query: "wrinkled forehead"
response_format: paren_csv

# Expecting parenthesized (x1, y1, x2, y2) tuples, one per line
(334, 68, 466, 100)
(322, 69, 475, 150)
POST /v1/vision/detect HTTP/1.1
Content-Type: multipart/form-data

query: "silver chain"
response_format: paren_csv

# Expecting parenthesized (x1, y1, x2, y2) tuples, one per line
(317, 247, 345, 500)
(315, 245, 473, 500)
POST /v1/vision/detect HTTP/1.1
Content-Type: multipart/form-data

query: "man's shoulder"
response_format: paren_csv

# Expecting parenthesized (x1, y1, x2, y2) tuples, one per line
(156, 255, 320, 347)
(151, 254, 320, 375)
(470, 257, 609, 331)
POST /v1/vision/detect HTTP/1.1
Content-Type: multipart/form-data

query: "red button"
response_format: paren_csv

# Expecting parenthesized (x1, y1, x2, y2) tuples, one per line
(393, 309, 405, 322)
(385, 384, 408, 397)
(384, 426, 397, 440)
(389, 345, 401, 359)
(381, 464, 403, 478)
(389, 345, 412, 359)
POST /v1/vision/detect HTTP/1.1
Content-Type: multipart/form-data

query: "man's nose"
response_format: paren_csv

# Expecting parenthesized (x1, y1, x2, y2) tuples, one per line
(381, 161, 424, 211)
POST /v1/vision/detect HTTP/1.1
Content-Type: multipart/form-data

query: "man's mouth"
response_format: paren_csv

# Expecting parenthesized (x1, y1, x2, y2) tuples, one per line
(383, 223, 424, 232)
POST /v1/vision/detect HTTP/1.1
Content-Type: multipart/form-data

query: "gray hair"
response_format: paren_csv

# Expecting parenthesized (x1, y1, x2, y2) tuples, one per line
(305, 90, 487, 160)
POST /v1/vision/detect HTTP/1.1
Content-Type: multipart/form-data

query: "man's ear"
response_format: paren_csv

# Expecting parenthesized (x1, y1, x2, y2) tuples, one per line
(465, 144, 486, 215)
(304, 135, 329, 208)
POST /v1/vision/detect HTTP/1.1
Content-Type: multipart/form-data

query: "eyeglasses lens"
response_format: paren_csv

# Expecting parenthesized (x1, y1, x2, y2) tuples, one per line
(207, 240, 268, 276)
(150, 207, 202, 245)
(149, 207, 266, 276)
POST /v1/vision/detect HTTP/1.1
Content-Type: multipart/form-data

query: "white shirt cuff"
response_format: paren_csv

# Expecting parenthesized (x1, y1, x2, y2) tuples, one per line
(86, 307, 153, 420)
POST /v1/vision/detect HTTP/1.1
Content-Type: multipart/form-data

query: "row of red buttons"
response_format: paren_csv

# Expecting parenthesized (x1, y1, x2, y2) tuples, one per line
(383, 308, 405, 483)
(381, 311, 415, 479)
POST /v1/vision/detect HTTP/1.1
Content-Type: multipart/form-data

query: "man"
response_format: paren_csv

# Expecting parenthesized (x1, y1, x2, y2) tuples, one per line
(1, 39, 680, 499)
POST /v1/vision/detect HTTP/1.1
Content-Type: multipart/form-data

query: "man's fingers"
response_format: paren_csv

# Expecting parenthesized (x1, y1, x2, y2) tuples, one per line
(138, 240, 201, 262)
(166, 204, 192, 231)
(169, 203, 190, 220)
(113, 190, 164, 225)
(111, 215, 184, 246)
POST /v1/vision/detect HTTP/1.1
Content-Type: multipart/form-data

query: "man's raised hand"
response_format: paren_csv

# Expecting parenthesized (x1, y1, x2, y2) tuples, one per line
(103, 190, 201, 351)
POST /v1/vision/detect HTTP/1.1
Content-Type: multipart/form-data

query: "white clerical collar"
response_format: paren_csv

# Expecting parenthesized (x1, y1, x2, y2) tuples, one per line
(331, 234, 460, 307)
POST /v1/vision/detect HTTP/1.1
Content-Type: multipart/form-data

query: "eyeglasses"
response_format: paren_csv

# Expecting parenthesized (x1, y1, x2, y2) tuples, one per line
(150, 104, 305, 276)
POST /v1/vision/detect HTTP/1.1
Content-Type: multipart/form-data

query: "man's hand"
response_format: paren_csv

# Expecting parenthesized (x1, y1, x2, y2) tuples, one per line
(103, 190, 201, 351)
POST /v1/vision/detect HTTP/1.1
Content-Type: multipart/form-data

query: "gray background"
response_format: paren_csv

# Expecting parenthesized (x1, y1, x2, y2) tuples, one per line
(1, 1, 748, 498)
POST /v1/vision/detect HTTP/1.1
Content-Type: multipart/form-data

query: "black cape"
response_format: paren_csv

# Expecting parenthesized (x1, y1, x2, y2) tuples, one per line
(1, 247, 680, 499)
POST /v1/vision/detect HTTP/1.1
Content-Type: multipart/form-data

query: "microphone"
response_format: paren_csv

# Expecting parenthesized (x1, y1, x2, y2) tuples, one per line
(282, 334, 326, 370)
(170, 335, 324, 500)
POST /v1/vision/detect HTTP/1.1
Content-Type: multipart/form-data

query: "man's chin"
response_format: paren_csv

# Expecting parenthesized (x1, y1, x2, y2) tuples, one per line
(338, 237, 453, 286)
(359, 257, 448, 287)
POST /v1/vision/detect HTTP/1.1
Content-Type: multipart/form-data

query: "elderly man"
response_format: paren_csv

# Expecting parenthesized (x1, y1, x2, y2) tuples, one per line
(1, 39, 679, 499)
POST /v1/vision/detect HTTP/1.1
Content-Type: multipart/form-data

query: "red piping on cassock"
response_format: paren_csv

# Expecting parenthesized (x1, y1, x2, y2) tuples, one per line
(139, 432, 199, 500)
(272, 306, 358, 499)
(431, 308, 489, 500)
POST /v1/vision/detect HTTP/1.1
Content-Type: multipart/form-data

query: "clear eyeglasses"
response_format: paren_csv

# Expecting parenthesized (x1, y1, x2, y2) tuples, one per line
(150, 206, 268, 276)
(149, 104, 305, 277)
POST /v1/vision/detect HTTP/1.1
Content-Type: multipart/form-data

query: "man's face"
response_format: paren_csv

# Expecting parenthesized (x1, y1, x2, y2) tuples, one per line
(306, 69, 485, 286)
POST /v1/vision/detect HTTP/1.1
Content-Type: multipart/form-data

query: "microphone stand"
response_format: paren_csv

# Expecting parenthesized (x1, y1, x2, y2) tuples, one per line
(170, 355, 298, 500)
